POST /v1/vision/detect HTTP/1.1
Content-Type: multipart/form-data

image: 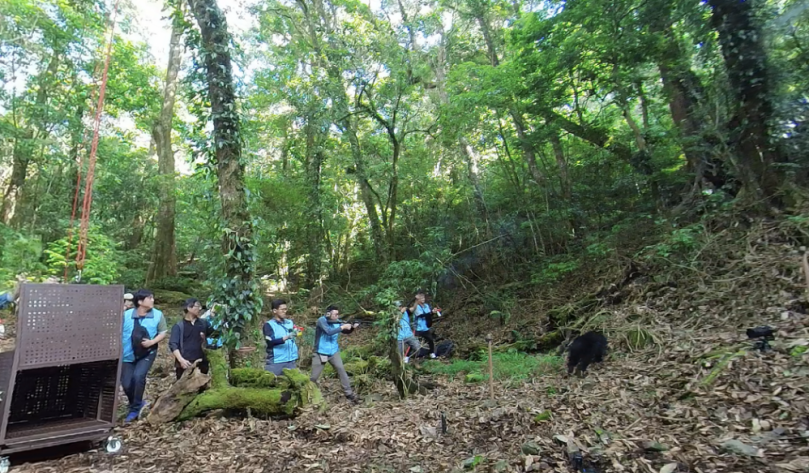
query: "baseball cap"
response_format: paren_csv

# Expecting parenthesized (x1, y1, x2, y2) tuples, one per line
(123, 293, 133, 301)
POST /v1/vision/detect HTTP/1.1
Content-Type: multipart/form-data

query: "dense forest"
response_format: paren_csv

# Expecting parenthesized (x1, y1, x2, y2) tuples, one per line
(2, 0, 809, 471)
(1, 0, 806, 307)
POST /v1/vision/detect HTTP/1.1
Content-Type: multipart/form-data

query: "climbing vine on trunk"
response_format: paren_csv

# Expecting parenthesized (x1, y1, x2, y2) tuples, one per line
(185, 0, 262, 348)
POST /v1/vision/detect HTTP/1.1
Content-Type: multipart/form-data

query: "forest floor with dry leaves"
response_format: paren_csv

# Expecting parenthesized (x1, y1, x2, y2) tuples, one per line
(2, 220, 809, 473)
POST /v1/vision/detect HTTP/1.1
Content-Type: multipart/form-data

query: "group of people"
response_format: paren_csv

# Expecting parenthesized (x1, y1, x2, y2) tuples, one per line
(119, 289, 442, 422)
(397, 289, 442, 363)
(2, 280, 445, 423)
(262, 299, 361, 402)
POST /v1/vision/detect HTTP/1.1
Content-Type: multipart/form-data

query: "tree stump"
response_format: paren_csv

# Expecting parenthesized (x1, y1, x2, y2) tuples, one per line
(147, 360, 212, 425)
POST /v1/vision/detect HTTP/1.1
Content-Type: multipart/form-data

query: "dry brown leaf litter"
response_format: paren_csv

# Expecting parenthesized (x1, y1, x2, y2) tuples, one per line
(3, 220, 809, 472)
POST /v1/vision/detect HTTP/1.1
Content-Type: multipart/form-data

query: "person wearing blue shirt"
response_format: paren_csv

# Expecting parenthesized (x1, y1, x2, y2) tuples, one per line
(0, 277, 22, 310)
(310, 305, 360, 403)
(263, 299, 300, 375)
(396, 302, 420, 364)
(121, 289, 167, 423)
(413, 290, 441, 359)
(200, 304, 225, 349)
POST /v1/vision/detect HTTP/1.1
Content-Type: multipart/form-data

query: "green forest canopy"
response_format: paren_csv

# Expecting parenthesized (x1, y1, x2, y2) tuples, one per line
(0, 0, 807, 319)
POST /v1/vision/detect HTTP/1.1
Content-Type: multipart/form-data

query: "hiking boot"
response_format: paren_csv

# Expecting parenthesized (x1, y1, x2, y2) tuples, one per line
(346, 393, 361, 404)
(124, 412, 139, 424)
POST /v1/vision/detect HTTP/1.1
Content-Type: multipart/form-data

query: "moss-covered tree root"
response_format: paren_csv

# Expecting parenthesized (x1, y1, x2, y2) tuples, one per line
(151, 349, 324, 422)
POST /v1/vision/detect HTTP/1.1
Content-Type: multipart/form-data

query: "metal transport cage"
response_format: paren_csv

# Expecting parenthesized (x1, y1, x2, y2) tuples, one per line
(0, 283, 125, 470)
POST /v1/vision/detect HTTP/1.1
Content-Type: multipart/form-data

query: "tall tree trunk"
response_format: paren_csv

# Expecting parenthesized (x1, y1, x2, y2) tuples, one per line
(128, 213, 145, 250)
(435, 37, 489, 227)
(345, 124, 386, 263)
(388, 139, 400, 260)
(147, 21, 183, 285)
(2, 53, 60, 225)
(296, 0, 387, 263)
(511, 107, 548, 185)
(304, 118, 325, 288)
(1, 130, 34, 224)
(708, 0, 784, 201)
(360, 98, 401, 260)
(549, 131, 570, 202)
(647, 4, 731, 192)
(188, 0, 257, 345)
(460, 137, 490, 224)
(474, 8, 547, 187)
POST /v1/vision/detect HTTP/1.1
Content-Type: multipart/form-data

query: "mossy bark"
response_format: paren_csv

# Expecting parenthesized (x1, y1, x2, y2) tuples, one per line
(178, 386, 299, 419)
(150, 349, 324, 423)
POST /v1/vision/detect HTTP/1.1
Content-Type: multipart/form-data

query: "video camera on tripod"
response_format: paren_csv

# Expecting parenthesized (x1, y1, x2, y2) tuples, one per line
(746, 326, 775, 352)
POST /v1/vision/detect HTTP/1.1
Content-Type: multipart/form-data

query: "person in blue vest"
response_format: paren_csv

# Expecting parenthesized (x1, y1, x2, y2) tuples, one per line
(310, 305, 360, 403)
(121, 289, 167, 423)
(200, 303, 225, 349)
(413, 289, 441, 359)
(263, 299, 300, 375)
(396, 302, 420, 364)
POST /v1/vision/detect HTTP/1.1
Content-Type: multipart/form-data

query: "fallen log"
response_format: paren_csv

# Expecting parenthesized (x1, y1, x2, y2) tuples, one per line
(147, 360, 212, 425)
(148, 349, 324, 423)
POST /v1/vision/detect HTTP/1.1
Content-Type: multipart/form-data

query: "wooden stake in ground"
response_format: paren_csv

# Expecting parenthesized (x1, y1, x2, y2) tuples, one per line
(486, 333, 494, 399)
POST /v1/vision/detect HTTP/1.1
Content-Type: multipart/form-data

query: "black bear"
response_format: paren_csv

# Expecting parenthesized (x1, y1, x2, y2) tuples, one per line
(567, 331, 608, 376)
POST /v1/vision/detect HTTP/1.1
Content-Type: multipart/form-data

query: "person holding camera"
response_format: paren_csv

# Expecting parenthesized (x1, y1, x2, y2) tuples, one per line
(397, 302, 421, 364)
(310, 305, 361, 403)
(263, 299, 300, 375)
(413, 289, 441, 359)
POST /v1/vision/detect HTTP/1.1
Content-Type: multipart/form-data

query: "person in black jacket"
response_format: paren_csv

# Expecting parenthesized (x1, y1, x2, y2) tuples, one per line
(168, 298, 212, 380)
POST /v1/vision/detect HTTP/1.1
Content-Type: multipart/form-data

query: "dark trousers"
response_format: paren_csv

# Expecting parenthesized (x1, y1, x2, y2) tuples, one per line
(175, 359, 210, 380)
(416, 330, 436, 354)
(121, 351, 156, 413)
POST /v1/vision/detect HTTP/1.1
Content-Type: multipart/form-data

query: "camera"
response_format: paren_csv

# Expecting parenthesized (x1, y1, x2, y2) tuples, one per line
(746, 326, 774, 339)
(746, 325, 775, 352)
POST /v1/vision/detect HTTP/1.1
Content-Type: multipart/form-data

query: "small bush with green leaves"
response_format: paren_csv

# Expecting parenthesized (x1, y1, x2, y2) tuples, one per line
(44, 226, 120, 284)
(422, 350, 564, 383)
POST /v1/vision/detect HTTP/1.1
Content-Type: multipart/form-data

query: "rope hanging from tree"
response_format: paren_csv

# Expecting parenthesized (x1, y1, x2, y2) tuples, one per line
(64, 1, 121, 283)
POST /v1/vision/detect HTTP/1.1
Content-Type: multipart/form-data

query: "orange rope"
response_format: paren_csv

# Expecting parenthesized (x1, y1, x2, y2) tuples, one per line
(66, 1, 120, 281)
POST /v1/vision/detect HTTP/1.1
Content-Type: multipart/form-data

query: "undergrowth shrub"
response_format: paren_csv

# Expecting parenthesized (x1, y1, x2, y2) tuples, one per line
(530, 256, 580, 285)
(44, 226, 120, 284)
(641, 222, 705, 260)
(0, 226, 48, 285)
(422, 350, 563, 383)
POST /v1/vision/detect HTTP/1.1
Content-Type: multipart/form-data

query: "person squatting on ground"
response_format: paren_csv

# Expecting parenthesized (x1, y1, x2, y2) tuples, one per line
(264, 298, 301, 375)
(169, 298, 213, 380)
(310, 305, 361, 403)
(121, 289, 167, 423)
(0, 277, 23, 310)
(397, 302, 420, 364)
(412, 290, 441, 359)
